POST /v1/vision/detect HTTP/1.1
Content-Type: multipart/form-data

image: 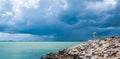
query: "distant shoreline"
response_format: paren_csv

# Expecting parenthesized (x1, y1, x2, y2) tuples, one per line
(0, 41, 85, 42)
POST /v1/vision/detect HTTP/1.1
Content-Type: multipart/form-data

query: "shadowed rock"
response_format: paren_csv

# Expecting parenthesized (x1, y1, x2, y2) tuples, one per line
(42, 36, 120, 59)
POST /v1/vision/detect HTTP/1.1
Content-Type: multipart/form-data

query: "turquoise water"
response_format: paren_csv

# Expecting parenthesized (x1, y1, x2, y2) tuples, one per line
(0, 42, 81, 59)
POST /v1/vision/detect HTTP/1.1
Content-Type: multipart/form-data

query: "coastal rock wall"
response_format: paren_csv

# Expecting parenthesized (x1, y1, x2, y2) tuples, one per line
(42, 36, 120, 59)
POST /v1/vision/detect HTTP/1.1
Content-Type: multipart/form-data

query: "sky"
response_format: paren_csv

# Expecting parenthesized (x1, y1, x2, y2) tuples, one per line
(0, 0, 120, 41)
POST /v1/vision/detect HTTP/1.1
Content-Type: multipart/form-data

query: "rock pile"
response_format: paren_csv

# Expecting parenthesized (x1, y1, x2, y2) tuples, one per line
(42, 36, 120, 59)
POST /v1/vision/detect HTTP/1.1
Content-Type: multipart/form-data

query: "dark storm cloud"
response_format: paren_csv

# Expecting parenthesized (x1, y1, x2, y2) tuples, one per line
(0, 0, 120, 41)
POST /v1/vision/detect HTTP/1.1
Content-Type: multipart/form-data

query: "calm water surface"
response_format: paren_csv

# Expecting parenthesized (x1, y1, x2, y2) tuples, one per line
(0, 42, 81, 59)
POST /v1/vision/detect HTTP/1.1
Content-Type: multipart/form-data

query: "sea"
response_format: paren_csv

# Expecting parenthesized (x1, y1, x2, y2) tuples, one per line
(0, 42, 81, 59)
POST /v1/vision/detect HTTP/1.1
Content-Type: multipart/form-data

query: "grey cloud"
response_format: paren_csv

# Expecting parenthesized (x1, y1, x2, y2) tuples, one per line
(0, 0, 120, 41)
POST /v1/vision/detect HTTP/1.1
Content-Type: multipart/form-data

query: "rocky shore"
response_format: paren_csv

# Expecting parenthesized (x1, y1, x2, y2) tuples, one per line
(41, 36, 120, 59)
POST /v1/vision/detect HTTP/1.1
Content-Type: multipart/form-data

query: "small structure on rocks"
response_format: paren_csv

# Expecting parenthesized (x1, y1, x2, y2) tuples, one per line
(93, 32, 97, 39)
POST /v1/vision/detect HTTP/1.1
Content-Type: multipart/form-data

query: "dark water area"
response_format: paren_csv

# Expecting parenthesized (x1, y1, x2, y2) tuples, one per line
(0, 42, 81, 59)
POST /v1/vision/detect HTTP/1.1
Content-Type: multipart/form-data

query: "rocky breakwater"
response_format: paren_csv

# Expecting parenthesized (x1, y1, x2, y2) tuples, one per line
(42, 36, 120, 59)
